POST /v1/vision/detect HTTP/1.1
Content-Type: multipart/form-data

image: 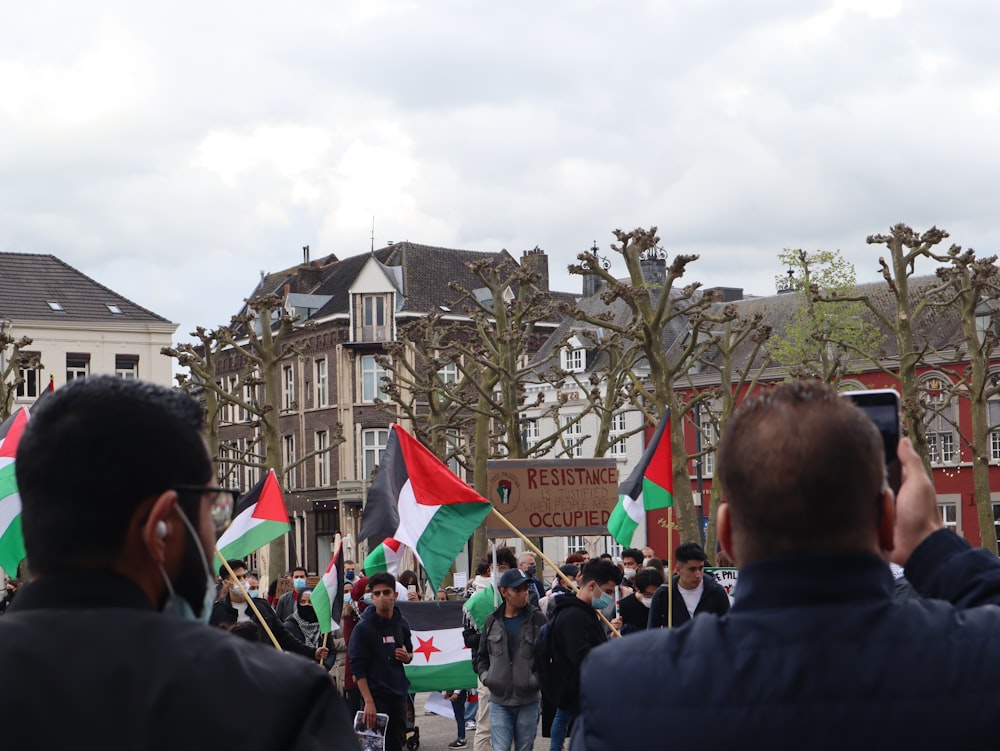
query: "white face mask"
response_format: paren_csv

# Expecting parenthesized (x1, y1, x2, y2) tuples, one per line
(639, 595, 652, 609)
(156, 507, 215, 624)
(623, 568, 636, 580)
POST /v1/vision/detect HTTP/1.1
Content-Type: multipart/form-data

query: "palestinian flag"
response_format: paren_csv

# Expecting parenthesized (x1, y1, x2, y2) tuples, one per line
(363, 537, 405, 577)
(216, 469, 290, 560)
(312, 544, 344, 635)
(397, 600, 477, 692)
(607, 409, 673, 547)
(0, 408, 29, 575)
(359, 425, 492, 592)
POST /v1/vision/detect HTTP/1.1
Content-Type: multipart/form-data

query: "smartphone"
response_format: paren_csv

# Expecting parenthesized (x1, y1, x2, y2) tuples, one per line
(844, 389, 901, 494)
(407, 584, 416, 594)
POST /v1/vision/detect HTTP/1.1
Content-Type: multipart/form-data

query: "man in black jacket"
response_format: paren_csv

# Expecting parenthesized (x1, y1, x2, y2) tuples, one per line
(646, 541, 730, 628)
(573, 379, 1000, 750)
(547, 559, 622, 751)
(349, 572, 413, 751)
(1, 376, 357, 751)
(210, 559, 328, 662)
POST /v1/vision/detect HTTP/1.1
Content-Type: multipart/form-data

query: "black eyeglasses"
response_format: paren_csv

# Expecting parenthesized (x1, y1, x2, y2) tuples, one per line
(172, 486, 239, 531)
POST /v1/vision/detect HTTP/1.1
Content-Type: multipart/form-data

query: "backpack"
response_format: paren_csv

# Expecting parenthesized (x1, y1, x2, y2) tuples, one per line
(533, 613, 557, 693)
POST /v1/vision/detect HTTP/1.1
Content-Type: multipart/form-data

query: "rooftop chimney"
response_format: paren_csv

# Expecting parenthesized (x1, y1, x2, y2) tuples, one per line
(521, 247, 549, 291)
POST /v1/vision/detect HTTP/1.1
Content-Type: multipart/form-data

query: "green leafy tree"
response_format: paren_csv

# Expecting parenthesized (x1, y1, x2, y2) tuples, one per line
(769, 248, 884, 384)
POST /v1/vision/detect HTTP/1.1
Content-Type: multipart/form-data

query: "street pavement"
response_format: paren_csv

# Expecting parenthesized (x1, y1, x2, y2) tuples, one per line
(411, 693, 552, 751)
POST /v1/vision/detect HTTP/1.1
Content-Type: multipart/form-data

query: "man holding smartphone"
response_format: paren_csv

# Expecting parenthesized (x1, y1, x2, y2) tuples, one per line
(573, 379, 1000, 748)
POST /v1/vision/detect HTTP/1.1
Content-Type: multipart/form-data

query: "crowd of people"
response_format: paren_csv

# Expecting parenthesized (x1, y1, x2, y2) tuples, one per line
(5, 375, 1000, 749)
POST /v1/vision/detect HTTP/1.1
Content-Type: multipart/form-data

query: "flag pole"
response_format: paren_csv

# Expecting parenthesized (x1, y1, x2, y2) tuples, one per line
(321, 533, 343, 660)
(216, 551, 284, 651)
(667, 506, 673, 628)
(488, 509, 620, 637)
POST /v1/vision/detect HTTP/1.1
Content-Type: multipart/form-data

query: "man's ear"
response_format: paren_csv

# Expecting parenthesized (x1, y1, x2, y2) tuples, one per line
(717, 503, 737, 567)
(141, 490, 179, 566)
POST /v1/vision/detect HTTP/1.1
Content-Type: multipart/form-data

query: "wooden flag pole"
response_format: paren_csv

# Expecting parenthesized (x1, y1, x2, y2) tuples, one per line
(216, 551, 283, 651)
(488, 509, 621, 637)
(321, 533, 344, 661)
(667, 506, 674, 628)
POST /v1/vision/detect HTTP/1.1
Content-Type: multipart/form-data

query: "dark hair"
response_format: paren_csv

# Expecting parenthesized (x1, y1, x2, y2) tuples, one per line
(635, 568, 664, 591)
(219, 559, 247, 578)
(399, 570, 418, 587)
(676, 542, 708, 565)
(226, 621, 263, 642)
(496, 547, 517, 570)
(597, 552, 613, 561)
(644, 558, 666, 577)
(580, 559, 622, 587)
(475, 557, 491, 576)
(291, 566, 307, 576)
(16, 376, 211, 574)
(621, 548, 644, 565)
(565, 553, 587, 565)
(717, 378, 884, 560)
(368, 572, 396, 592)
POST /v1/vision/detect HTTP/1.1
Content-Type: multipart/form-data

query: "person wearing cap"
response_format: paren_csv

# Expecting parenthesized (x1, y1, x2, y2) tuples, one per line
(474, 568, 547, 751)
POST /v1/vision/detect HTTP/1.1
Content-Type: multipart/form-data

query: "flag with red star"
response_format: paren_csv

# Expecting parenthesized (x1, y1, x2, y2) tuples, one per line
(396, 600, 476, 692)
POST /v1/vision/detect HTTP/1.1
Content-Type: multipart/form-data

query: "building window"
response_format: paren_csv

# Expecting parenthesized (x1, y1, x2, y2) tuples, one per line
(242, 382, 255, 421)
(315, 358, 328, 408)
(700, 418, 718, 477)
(938, 501, 958, 533)
(361, 355, 388, 402)
(284, 435, 296, 489)
(522, 418, 539, 452)
(357, 294, 390, 342)
(562, 346, 585, 373)
(66, 354, 90, 382)
(561, 415, 584, 458)
(283, 365, 295, 410)
(993, 502, 1000, 547)
(16, 352, 41, 399)
(445, 428, 462, 475)
(923, 379, 957, 466)
(363, 428, 389, 479)
(609, 412, 627, 456)
(990, 401, 1000, 462)
(115, 355, 138, 379)
(315, 430, 329, 487)
(439, 361, 458, 385)
(603, 536, 623, 559)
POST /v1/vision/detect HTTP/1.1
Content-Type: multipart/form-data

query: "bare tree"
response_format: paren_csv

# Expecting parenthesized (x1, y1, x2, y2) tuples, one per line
(0, 333, 41, 421)
(569, 227, 716, 545)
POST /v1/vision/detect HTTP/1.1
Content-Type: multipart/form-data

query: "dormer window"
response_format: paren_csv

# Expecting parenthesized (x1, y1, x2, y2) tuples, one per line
(561, 337, 586, 373)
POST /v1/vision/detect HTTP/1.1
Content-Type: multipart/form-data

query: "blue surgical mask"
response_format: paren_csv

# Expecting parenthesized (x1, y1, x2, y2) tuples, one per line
(591, 590, 612, 610)
(345, 570, 356, 581)
(246, 589, 260, 599)
(293, 577, 307, 591)
(362, 593, 374, 605)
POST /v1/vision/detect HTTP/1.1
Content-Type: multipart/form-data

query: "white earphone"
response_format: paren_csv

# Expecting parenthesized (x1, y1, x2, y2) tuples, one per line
(155, 521, 168, 539)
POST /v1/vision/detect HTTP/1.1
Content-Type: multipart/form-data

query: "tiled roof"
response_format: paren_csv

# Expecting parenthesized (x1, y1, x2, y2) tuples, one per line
(248, 242, 576, 321)
(0, 252, 173, 325)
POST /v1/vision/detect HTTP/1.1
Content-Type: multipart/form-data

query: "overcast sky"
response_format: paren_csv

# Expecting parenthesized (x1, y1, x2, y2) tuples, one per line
(3, 1, 999, 343)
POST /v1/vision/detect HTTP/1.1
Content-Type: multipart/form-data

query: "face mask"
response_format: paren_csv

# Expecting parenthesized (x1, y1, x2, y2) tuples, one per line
(345, 570, 356, 581)
(293, 578, 307, 591)
(157, 505, 214, 624)
(591, 588, 612, 610)
(524, 565, 536, 579)
(246, 589, 260, 599)
(623, 568, 636, 580)
(362, 593, 374, 606)
(298, 605, 317, 622)
(639, 595, 652, 608)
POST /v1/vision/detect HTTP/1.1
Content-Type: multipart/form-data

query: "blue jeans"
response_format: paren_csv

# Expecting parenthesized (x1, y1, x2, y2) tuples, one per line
(490, 701, 540, 751)
(450, 690, 467, 739)
(549, 707, 573, 751)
